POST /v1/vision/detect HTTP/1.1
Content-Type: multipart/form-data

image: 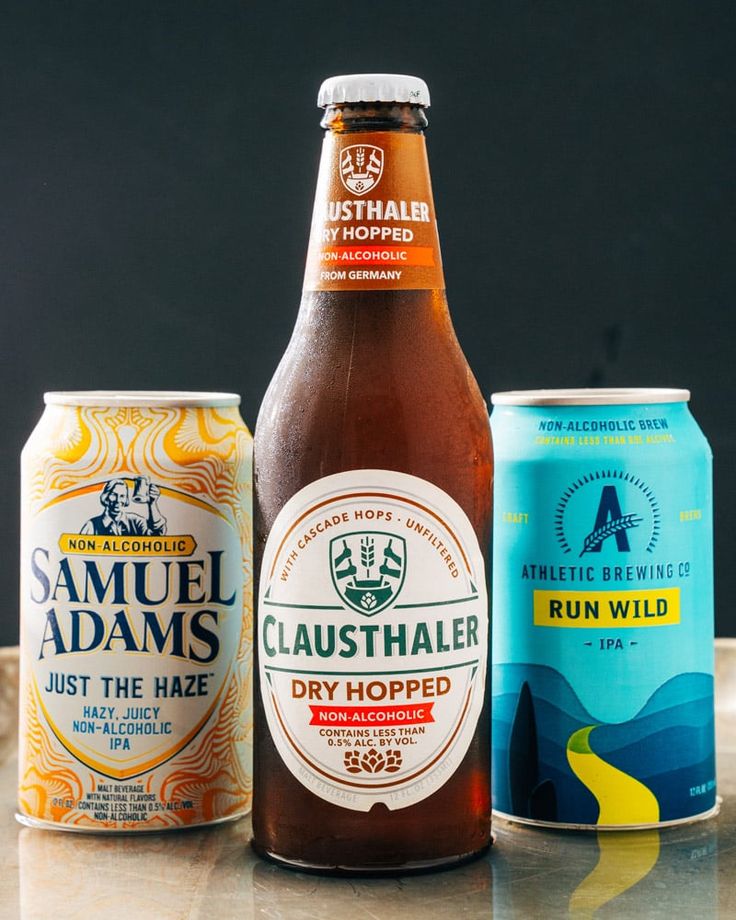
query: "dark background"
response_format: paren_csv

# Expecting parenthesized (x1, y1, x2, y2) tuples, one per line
(1, 1, 733, 643)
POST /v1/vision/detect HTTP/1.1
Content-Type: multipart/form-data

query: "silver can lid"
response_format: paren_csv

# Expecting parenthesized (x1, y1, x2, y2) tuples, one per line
(318, 73, 430, 107)
(491, 387, 691, 406)
(44, 390, 241, 408)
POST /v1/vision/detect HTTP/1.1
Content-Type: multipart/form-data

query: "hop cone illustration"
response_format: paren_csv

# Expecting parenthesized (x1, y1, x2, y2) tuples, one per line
(344, 750, 362, 774)
(362, 749, 385, 773)
(344, 748, 404, 774)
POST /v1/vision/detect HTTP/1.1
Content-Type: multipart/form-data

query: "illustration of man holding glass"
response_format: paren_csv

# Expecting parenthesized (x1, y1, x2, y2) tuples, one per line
(81, 477, 167, 536)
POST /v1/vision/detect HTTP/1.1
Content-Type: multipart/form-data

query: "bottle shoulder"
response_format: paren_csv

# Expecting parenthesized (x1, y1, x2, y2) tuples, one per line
(257, 302, 488, 442)
(256, 342, 490, 489)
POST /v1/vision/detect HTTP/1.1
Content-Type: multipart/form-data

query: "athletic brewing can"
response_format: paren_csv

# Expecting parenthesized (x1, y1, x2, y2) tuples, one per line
(19, 392, 252, 831)
(491, 389, 715, 829)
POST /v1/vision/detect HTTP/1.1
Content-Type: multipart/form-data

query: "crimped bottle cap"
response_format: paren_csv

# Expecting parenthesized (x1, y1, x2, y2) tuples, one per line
(318, 73, 430, 107)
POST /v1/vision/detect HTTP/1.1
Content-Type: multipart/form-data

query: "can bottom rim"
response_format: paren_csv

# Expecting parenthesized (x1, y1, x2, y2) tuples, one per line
(492, 800, 720, 831)
(251, 838, 491, 875)
(15, 807, 250, 835)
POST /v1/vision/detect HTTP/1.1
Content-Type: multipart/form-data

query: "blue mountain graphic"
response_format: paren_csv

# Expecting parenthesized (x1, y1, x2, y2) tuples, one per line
(492, 663, 715, 823)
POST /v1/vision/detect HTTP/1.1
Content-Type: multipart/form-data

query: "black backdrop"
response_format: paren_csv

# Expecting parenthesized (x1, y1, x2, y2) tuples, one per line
(1, 1, 734, 643)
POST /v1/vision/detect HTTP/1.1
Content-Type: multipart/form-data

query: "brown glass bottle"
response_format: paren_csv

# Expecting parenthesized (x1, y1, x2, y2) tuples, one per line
(252, 75, 493, 873)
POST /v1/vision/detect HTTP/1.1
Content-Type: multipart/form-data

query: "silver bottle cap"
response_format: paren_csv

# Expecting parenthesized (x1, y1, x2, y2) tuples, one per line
(318, 73, 430, 107)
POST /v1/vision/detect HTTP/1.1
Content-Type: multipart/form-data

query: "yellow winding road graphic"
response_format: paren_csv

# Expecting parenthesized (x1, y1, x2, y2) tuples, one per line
(567, 725, 660, 826)
(567, 726, 661, 916)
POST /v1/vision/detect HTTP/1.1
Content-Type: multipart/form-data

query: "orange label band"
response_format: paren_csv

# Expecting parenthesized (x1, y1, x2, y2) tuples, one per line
(303, 132, 445, 292)
(319, 245, 436, 267)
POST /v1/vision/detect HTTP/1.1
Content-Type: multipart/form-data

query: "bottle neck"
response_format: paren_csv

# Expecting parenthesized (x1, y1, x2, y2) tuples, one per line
(302, 102, 445, 295)
(320, 102, 428, 135)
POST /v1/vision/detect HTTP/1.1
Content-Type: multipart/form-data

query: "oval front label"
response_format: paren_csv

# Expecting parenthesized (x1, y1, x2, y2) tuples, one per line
(258, 469, 488, 811)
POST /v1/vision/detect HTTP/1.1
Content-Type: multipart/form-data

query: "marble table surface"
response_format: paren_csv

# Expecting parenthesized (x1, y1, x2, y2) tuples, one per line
(1, 642, 735, 920)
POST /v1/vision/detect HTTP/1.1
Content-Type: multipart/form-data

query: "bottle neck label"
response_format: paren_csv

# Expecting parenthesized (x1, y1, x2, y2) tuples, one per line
(303, 132, 445, 292)
(257, 469, 488, 812)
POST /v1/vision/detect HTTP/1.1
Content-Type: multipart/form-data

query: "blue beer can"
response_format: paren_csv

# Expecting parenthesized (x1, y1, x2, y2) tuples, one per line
(490, 388, 716, 829)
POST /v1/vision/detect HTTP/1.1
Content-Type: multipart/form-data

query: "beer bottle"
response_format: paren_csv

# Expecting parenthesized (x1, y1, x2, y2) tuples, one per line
(253, 74, 493, 873)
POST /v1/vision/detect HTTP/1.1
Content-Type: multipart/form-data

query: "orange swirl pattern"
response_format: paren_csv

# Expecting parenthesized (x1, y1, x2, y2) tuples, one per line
(20, 403, 253, 830)
(18, 681, 83, 824)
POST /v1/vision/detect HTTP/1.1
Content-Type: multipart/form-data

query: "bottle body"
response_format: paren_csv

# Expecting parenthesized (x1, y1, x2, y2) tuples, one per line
(253, 90, 492, 872)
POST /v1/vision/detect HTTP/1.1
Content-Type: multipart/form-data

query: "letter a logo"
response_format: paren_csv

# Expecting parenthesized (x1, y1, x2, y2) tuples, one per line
(580, 486, 643, 556)
(555, 470, 660, 556)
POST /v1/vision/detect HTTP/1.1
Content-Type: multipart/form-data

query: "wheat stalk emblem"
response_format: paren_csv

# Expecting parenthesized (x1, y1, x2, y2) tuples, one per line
(361, 536, 375, 575)
(579, 514, 642, 557)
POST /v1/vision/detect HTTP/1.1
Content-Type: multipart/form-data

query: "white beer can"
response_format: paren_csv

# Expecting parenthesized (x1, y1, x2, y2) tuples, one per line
(19, 392, 252, 831)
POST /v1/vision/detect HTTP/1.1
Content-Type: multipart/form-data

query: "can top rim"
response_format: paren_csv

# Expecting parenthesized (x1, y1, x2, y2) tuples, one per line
(491, 387, 691, 406)
(44, 391, 241, 408)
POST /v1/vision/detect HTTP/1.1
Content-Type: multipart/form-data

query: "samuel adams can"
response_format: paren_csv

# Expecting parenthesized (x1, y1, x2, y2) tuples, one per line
(491, 388, 715, 829)
(19, 392, 253, 832)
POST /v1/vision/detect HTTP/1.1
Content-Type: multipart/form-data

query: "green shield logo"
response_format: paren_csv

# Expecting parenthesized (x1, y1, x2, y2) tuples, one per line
(329, 531, 407, 616)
